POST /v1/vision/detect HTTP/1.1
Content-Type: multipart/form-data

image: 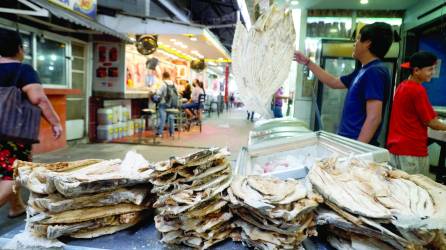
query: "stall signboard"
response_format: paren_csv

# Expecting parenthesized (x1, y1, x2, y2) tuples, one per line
(49, 0, 97, 19)
(93, 42, 125, 93)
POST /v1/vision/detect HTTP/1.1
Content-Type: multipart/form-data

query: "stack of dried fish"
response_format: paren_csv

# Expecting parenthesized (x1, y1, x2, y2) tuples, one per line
(227, 175, 321, 249)
(150, 148, 234, 249)
(14, 151, 153, 239)
(309, 158, 446, 249)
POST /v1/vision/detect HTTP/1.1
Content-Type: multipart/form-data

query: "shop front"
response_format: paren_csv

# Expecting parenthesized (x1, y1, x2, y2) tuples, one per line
(0, 0, 128, 153)
(89, 15, 231, 143)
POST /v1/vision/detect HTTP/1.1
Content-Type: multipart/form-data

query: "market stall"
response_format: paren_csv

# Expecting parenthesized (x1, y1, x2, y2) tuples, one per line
(89, 30, 231, 142)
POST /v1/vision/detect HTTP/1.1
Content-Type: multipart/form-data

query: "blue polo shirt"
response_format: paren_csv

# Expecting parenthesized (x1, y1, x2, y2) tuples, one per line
(338, 59, 390, 144)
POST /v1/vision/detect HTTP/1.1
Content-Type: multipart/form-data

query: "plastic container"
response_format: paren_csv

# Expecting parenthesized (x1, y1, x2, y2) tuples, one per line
(97, 108, 113, 125)
(97, 125, 114, 141)
(112, 106, 120, 124)
(133, 119, 140, 134)
(128, 121, 134, 136)
(122, 107, 130, 122)
(113, 124, 120, 139)
(121, 122, 128, 137)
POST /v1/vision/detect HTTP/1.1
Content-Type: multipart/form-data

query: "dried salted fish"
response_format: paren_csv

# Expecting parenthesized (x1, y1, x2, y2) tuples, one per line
(35, 203, 147, 224)
(158, 176, 232, 216)
(30, 211, 144, 239)
(151, 148, 234, 249)
(389, 172, 446, 230)
(309, 160, 392, 219)
(15, 151, 152, 197)
(232, 5, 295, 117)
(185, 199, 228, 218)
(229, 174, 319, 250)
(316, 208, 407, 250)
(70, 221, 141, 239)
(28, 187, 147, 213)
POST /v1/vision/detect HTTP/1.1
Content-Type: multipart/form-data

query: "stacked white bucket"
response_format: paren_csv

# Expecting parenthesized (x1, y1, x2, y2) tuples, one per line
(97, 106, 143, 141)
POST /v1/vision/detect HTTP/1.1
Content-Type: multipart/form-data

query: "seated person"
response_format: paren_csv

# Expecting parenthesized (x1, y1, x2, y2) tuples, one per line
(181, 82, 192, 101)
(181, 79, 205, 120)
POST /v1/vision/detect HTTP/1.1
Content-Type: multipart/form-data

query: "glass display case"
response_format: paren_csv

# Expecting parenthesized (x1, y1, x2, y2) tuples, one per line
(306, 17, 353, 39)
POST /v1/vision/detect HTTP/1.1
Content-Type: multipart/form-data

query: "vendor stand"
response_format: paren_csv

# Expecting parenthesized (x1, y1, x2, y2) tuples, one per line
(89, 30, 231, 142)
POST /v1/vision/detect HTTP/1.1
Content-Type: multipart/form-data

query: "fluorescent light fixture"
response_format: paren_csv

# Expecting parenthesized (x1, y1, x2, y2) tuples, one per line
(360, 0, 368, 4)
(290, 0, 299, 5)
(190, 37, 197, 41)
(236, 0, 251, 30)
(170, 38, 176, 42)
(218, 57, 224, 60)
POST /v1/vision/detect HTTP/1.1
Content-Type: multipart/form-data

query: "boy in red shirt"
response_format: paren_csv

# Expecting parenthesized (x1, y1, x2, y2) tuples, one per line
(387, 51, 446, 175)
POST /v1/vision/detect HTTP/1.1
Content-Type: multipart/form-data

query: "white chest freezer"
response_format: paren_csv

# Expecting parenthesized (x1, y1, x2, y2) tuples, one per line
(236, 131, 389, 179)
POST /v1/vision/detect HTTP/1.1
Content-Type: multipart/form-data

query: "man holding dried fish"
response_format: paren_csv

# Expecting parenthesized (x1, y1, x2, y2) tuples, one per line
(387, 51, 446, 175)
(295, 22, 394, 146)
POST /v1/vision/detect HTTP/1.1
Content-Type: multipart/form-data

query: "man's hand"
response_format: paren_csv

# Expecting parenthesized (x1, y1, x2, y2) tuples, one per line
(294, 51, 310, 65)
(52, 124, 63, 139)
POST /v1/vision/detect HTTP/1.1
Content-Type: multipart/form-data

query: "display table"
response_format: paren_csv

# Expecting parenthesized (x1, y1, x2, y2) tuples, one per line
(0, 219, 324, 249)
(0, 220, 243, 250)
(428, 128, 446, 184)
(32, 88, 81, 154)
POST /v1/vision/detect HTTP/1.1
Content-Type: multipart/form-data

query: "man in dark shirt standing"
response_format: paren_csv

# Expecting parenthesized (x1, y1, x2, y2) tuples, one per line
(295, 22, 393, 145)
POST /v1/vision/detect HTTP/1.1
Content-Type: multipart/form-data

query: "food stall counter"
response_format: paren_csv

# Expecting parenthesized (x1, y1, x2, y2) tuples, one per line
(33, 88, 81, 154)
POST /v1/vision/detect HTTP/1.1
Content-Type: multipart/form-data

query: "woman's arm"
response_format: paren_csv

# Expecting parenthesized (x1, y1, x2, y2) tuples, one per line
(21, 84, 63, 139)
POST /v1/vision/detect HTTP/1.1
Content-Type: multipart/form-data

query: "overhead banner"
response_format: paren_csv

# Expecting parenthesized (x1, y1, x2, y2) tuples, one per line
(49, 0, 97, 19)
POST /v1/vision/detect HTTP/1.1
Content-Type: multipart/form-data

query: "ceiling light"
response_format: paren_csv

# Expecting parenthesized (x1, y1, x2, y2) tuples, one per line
(181, 44, 188, 49)
(290, 0, 299, 5)
(170, 39, 176, 42)
(190, 37, 197, 41)
(360, 0, 368, 4)
(218, 57, 224, 60)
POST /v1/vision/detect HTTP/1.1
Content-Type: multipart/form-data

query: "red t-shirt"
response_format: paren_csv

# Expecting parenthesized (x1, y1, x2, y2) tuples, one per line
(387, 80, 437, 156)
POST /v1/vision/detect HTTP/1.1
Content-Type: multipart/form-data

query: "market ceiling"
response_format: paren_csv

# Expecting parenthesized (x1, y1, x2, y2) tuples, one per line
(156, 0, 240, 53)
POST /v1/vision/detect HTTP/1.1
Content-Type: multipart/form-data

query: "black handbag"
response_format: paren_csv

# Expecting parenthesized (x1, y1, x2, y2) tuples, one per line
(0, 65, 41, 144)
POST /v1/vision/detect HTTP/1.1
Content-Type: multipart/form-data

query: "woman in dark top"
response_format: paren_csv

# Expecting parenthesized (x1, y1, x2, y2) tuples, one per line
(181, 83, 192, 100)
(0, 29, 62, 218)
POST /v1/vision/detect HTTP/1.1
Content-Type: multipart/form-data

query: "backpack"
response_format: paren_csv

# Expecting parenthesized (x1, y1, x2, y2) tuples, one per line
(164, 82, 179, 108)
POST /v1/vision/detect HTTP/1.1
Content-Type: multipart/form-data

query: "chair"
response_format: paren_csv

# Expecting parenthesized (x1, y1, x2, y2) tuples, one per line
(140, 99, 158, 143)
(166, 98, 186, 138)
(196, 94, 206, 132)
